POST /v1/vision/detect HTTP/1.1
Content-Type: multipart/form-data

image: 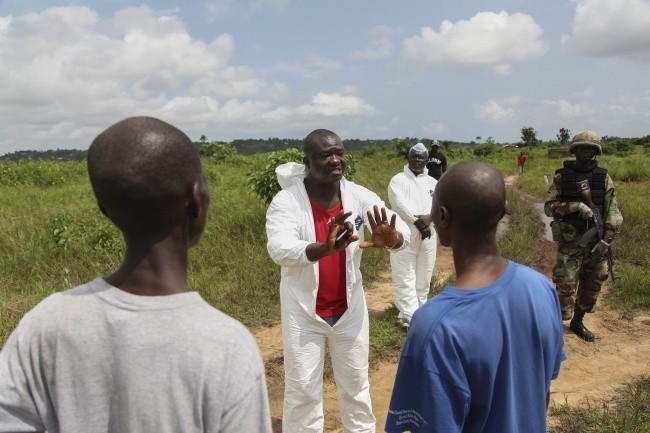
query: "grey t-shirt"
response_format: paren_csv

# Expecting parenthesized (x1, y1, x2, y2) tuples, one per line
(0, 278, 272, 433)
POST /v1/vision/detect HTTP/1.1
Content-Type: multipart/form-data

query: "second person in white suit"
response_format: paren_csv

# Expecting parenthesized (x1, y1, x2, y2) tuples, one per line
(387, 142, 438, 328)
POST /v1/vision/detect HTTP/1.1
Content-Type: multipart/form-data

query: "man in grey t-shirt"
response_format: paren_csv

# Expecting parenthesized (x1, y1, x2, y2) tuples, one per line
(0, 117, 272, 433)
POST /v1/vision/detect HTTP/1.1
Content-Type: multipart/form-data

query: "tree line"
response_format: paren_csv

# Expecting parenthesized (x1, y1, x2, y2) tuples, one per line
(3, 128, 649, 161)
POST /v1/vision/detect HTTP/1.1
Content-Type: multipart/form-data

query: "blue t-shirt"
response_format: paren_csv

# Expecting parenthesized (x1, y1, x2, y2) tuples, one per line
(386, 261, 566, 433)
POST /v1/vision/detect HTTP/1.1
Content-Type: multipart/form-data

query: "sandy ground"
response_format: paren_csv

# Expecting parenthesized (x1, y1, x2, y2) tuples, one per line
(256, 185, 650, 432)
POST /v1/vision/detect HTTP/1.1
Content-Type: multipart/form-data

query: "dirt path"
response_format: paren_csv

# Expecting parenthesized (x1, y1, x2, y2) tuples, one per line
(256, 183, 650, 432)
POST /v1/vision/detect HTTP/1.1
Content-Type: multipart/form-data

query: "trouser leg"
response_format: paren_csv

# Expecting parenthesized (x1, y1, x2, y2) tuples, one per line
(328, 307, 375, 433)
(390, 245, 418, 321)
(415, 234, 437, 307)
(281, 309, 328, 433)
(552, 244, 584, 320)
(576, 252, 609, 313)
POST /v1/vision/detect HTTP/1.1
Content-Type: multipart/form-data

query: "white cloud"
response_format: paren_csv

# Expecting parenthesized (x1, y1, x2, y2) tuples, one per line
(274, 55, 342, 79)
(401, 11, 548, 75)
(565, 0, 650, 63)
(474, 99, 516, 123)
(0, 5, 286, 152)
(351, 25, 396, 59)
(204, 0, 289, 18)
(542, 99, 593, 118)
(296, 92, 376, 117)
(422, 122, 446, 138)
(204, 0, 235, 17)
(572, 86, 596, 100)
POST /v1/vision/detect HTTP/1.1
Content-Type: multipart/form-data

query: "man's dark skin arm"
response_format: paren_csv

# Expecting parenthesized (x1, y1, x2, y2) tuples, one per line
(414, 214, 432, 239)
(305, 205, 404, 262)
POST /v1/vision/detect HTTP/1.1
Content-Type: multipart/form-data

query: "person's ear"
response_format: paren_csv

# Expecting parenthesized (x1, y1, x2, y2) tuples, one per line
(188, 177, 208, 219)
(187, 175, 210, 247)
(438, 205, 450, 228)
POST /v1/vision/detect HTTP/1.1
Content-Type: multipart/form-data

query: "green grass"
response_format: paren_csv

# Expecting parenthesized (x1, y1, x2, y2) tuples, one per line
(1, 145, 649, 432)
(549, 374, 650, 433)
(3, 146, 648, 341)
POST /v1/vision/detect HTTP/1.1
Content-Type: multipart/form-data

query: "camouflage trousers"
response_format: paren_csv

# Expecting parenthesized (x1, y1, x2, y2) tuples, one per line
(552, 242, 609, 320)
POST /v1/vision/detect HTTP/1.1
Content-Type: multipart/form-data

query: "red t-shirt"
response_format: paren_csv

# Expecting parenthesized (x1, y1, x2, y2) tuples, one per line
(309, 199, 348, 318)
(518, 154, 527, 166)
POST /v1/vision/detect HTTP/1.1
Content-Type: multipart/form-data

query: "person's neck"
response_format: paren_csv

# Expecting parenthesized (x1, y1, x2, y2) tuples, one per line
(451, 238, 507, 290)
(304, 177, 341, 208)
(106, 237, 190, 296)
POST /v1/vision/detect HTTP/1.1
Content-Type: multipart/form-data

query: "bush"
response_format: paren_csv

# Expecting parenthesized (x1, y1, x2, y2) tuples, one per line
(473, 143, 500, 157)
(247, 148, 357, 204)
(602, 138, 634, 156)
(199, 141, 239, 162)
(392, 138, 428, 159)
(0, 160, 86, 187)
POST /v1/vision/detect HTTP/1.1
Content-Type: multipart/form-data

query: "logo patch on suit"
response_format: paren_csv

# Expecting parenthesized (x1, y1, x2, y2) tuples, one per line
(429, 189, 434, 197)
(355, 215, 363, 230)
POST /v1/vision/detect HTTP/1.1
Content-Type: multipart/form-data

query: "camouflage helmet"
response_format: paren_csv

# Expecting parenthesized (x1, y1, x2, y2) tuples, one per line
(568, 130, 602, 155)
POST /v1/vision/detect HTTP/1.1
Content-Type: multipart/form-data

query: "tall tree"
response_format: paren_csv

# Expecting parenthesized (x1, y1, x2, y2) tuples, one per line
(557, 128, 571, 145)
(520, 126, 539, 147)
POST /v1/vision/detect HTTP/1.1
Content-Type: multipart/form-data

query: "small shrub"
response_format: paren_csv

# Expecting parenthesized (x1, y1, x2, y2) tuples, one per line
(393, 138, 414, 159)
(473, 143, 500, 157)
(248, 148, 356, 204)
(602, 138, 634, 156)
(199, 141, 239, 162)
(0, 160, 86, 187)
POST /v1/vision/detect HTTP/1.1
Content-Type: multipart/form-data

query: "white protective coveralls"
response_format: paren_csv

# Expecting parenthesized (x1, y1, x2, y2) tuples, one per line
(387, 165, 438, 322)
(266, 162, 410, 433)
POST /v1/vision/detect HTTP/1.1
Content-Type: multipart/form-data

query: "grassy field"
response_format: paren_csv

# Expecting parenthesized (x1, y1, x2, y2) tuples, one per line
(1, 144, 649, 431)
(2, 145, 649, 340)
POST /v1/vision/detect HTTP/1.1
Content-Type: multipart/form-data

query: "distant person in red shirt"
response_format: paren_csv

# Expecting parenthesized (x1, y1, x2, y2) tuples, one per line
(518, 151, 527, 175)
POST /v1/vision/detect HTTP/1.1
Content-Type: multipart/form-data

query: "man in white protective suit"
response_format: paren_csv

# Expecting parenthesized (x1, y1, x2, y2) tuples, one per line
(388, 143, 438, 329)
(265, 129, 410, 433)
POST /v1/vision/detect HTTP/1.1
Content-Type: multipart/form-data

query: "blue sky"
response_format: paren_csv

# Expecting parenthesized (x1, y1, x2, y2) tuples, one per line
(1, 0, 649, 154)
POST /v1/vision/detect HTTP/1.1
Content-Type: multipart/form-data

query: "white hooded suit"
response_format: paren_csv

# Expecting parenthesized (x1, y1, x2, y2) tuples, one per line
(266, 162, 409, 433)
(387, 165, 438, 322)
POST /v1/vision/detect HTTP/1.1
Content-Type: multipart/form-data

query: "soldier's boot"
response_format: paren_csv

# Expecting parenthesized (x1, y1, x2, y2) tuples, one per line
(569, 309, 595, 342)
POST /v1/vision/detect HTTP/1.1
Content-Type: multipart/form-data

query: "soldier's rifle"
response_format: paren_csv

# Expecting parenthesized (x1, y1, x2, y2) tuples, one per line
(576, 179, 616, 282)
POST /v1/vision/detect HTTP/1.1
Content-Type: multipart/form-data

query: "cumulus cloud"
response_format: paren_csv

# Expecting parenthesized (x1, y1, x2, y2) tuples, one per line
(295, 92, 375, 117)
(204, 0, 290, 18)
(542, 99, 594, 118)
(273, 55, 342, 79)
(422, 122, 446, 137)
(401, 11, 548, 75)
(476, 91, 650, 140)
(351, 25, 396, 59)
(474, 99, 516, 123)
(0, 7, 250, 132)
(564, 0, 650, 63)
(0, 5, 375, 152)
(572, 86, 596, 100)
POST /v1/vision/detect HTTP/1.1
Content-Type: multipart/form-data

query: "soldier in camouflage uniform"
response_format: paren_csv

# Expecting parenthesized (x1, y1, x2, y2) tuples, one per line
(544, 130, 623, 342)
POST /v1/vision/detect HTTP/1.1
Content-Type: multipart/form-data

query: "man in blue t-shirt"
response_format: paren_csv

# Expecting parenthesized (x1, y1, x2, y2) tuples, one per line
(386, 161, 566, 433)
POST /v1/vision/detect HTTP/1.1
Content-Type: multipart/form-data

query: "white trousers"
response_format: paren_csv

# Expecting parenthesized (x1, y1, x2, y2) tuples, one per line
(390, 230, 437, 321)
(281, 301, 375, 433)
